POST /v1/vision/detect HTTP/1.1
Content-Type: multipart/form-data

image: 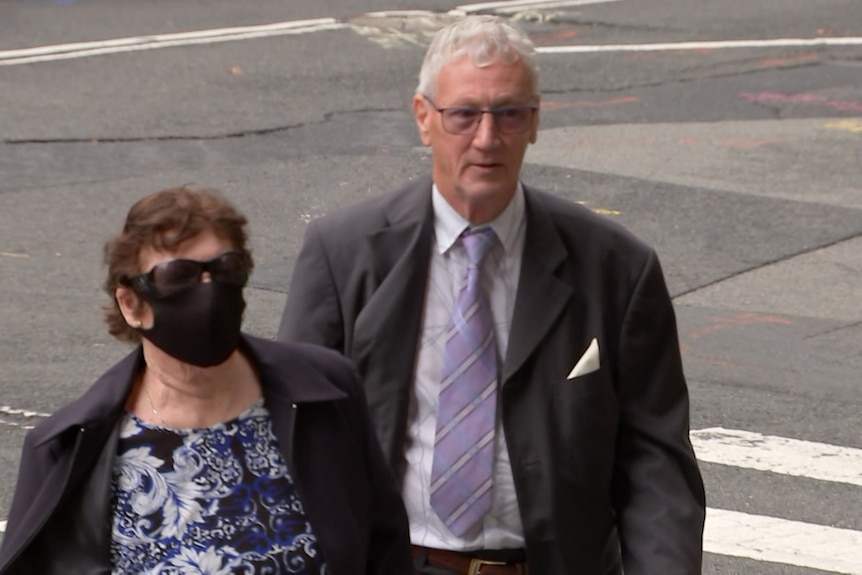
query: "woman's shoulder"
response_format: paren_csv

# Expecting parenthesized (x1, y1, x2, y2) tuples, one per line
(23, 348, 140, 447)
(242, 335, 361, 397)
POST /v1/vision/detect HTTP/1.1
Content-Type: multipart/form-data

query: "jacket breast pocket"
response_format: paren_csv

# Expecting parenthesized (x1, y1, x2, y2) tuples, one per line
(551, 368, 618, 478)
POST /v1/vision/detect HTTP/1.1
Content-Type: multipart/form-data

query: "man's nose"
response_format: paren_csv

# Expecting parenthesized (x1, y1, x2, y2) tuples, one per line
(472, 111, 499, 145)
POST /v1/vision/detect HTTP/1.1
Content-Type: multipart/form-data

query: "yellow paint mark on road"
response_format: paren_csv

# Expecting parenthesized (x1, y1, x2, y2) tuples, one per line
(1, 252, 29, 258)
(574, 200, 620, 216)
(758, 53, 818, 67)
(719, 137, 783, 148)
(821, 119, 862, 133)
(533, 28, 579, 44)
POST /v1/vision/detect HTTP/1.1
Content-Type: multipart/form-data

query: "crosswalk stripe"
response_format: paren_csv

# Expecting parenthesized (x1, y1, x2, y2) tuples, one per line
(692, 427, 862, 487)
(705, 508, 862, 574)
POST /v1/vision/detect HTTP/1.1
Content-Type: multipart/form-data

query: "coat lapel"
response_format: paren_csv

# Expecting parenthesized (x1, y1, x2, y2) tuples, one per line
(503, 188, 574, 383)
(351, 178, 434, 471)
(242, 335, 349, 477)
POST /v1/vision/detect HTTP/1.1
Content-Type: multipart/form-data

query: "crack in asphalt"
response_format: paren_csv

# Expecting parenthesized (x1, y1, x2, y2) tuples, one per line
(543, 59, 823, 95)
(672, 229, 862, 300)
(2, 123, 305, 145)
(2, 107, 400, 145)
(804, 319, 862, 340)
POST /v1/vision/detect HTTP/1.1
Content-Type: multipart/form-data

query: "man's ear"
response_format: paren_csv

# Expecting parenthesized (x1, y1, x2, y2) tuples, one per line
(529, 94, 540, 144)
(413, 94, 432, 146)
(115, 286, 147, 329)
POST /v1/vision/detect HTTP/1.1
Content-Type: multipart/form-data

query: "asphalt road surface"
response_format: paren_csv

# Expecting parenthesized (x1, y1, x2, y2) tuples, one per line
(1, 0, 861, 573)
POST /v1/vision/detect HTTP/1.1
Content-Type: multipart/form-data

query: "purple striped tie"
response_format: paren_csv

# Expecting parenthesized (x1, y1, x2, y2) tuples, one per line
(430, 227, 498, 537)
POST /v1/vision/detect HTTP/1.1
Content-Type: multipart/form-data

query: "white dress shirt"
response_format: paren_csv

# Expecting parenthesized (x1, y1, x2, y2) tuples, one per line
(403, 183, 526, 551)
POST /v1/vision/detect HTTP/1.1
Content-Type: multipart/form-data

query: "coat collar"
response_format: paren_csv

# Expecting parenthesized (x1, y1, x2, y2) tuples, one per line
(30, 349, 141, 447)
(241, 334, 348, 404)
(29, 334, 347, 447)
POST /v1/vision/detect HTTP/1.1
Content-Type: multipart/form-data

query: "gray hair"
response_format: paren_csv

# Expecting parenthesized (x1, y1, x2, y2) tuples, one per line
(416, 15, 539, 98)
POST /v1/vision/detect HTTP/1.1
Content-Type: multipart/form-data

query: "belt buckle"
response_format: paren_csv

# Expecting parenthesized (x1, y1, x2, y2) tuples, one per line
(468, 558, 507, 575)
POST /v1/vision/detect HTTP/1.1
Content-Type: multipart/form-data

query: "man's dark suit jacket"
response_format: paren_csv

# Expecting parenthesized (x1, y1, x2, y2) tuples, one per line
(0, 335, 412, 575)
(278, 174, 706, 574)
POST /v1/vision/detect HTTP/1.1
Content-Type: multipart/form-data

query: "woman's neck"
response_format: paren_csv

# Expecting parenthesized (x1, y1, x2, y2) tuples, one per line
(134, 344, 260, 429)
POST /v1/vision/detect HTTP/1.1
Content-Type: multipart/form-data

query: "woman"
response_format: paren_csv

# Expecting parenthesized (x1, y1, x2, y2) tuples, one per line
(0, 186, 412, 575)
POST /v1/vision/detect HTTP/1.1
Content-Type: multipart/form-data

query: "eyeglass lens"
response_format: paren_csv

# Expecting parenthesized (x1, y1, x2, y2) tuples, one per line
(442, 106, 535, 135)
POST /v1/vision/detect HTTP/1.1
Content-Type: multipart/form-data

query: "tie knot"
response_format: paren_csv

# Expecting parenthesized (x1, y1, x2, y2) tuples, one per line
(461, 227, 496, 268)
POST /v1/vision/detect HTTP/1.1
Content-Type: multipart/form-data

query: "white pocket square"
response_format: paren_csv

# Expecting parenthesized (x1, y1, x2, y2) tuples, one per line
(567, 338, 600, 379)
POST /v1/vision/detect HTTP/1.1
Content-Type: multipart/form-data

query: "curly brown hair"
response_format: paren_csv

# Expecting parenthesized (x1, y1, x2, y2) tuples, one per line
(103, 186, 254, 343)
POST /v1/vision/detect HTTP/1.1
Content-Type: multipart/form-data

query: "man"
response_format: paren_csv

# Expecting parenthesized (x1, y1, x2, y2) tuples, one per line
(278, 14, 705, 575)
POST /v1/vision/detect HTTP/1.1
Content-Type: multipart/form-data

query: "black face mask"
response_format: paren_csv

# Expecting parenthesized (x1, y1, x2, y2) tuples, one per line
(134, 282, 245, 367)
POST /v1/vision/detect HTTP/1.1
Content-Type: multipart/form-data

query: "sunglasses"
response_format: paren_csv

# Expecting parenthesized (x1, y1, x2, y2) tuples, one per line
(123, 251, 248, 297)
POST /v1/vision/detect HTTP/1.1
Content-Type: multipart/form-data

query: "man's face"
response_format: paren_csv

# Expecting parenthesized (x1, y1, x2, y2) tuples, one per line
(414, 55, 539, 224)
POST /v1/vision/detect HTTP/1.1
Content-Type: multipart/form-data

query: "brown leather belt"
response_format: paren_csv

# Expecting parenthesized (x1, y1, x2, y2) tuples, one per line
(412, 545, 528, 575)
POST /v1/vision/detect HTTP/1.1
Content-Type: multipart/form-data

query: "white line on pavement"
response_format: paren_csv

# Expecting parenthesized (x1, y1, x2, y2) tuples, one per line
(0, 406, 49, 429)
(0, 521, 5, 533)
(692, 427, 862, 487)
(705, 508, 862, 574)
(0, 406, 50, 418)
(4, 7, 859, 67)
(0, 18, 341, 59)
(451, 0, 620, 15)
(0, 19, 348, 66)
(537, 37, 862, 53)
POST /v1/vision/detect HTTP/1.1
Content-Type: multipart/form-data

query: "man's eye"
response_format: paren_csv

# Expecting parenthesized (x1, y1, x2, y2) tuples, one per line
(449, 108, 479, 120)
(496, 107, 521, 118)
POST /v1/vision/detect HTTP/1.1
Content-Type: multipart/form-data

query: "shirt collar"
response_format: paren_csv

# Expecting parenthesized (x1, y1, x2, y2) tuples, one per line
(432, 183, 525, 255)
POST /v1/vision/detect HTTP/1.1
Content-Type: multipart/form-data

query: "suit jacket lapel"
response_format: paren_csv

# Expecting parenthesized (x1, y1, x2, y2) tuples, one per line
(352, 178, 434, 472)
(503, 187, 574, 383)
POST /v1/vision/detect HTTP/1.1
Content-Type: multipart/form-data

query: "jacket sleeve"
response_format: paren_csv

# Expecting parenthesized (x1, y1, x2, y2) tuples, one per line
(0, 428, 61, 573)
(1, 431, 46, 551)
(612, 250, 706, 574)
(277, 219, 345, 351)
(344, 364, 414, 575)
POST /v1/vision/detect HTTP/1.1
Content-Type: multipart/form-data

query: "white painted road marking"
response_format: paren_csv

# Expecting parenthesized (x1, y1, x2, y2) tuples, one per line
(451, 0, 621, 15)
(0, 18, 348, 66)
(0, 406, 50, 430)
(2, 8, 861, 66)
(0, 406, 49, 418)
(692, 427, 862, 487)
(705, 509, 862, 574)
(537, 37, 862, 54)
(0, 521, 5, 533)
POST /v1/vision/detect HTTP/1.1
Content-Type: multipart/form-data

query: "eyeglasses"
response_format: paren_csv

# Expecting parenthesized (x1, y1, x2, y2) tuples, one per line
(123, 251, 248, 297)
(423, 95, 538, 135)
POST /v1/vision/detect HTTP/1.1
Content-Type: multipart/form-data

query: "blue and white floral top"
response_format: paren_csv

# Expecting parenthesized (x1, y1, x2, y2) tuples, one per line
(110, 400, 327, 574)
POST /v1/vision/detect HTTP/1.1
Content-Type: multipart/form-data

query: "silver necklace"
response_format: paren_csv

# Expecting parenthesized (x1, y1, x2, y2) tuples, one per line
(143, 371, 239, 428)
(144, 377, 168, 427)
